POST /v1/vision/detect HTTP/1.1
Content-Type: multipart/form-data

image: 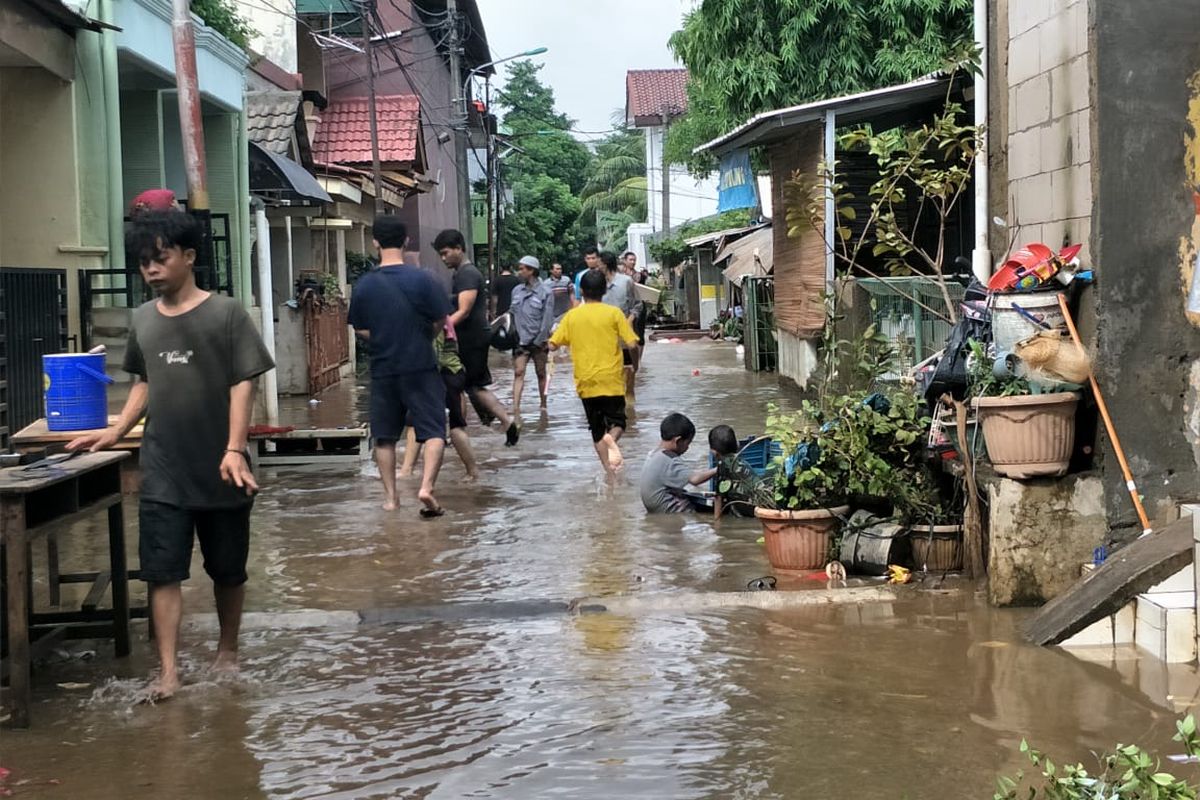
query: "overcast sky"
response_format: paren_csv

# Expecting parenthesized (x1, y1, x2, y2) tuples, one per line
(476, 0, 696, 139)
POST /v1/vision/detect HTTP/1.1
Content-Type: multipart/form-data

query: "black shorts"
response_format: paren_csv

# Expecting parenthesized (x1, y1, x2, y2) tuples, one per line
(371, 370, 446, 443)
(581, 395, 626, 442)
(138, 500, 252, 585)
(459, 339, 493, 389)
(443, 369, 467, 430)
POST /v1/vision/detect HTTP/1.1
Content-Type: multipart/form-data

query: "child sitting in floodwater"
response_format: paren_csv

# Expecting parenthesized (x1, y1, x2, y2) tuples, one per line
(640, 413, 718, 513)
(709, 425, 767, 517)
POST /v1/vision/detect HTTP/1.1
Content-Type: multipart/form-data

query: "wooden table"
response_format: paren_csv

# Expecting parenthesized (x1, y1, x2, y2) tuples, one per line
(1, 451, 133, 728)
(12, 417, 145, 495)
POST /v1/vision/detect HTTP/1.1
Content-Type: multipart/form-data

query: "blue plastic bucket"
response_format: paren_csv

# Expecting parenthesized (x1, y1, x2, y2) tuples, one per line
(43, 353, 114, 431)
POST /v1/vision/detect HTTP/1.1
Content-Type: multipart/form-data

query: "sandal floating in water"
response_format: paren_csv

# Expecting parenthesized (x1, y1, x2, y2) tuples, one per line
(419, 507, 445, 519)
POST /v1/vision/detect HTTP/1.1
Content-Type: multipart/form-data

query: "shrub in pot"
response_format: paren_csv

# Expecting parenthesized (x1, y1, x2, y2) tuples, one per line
(755, 390, 933, 571)
(966, 339, 1079, 479)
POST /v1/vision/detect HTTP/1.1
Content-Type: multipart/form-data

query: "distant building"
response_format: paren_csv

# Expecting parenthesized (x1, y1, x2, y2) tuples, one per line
(625, 68, 720, 268)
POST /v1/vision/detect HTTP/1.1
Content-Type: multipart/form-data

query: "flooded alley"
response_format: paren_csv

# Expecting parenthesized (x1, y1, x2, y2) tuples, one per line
(4, 341, 1196, 799)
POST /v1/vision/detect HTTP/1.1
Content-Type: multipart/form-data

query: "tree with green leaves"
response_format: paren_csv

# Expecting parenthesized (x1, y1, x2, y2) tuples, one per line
(579, 117, 647, 251)
(493, 61, 594, 265)
(665, 0, 972, 174)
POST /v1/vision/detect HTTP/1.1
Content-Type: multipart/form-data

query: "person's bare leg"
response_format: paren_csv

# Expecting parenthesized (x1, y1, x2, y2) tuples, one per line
(375, 442, 399, 510)
(449, 427, 478, 479)
(148, 582, 183, 698)
(212, 582, 244, 673)
(624, 365, 636, 401)
(511, 352, 529, 418)
(534, 351, 549, 408)
(398, 427, 419, 477)
(470, 387, 511, 430)
(417, 438, 446, 512)
(593, 436, 616, 478)
(607, 425, 625, 468)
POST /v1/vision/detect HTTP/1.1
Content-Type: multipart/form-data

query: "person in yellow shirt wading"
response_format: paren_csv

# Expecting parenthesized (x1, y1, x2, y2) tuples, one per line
(548, 269, 640, 477)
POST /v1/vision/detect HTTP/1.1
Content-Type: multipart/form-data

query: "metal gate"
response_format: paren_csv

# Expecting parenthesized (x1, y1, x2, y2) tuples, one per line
(743, 276, 776, 373)
(0, 269, 68, 448)
(302, 293, 349, 395)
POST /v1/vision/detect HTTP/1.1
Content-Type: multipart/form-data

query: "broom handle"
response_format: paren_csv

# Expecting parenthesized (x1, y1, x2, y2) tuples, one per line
(1056, 293, 1153, 536)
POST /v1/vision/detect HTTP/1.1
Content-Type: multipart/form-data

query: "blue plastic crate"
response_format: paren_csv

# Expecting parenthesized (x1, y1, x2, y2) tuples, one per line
(709, 436, 783, 490)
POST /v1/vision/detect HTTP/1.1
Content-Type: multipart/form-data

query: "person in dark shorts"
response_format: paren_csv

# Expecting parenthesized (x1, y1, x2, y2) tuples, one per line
(434, 228, 519, 446)
(69, 210, 274, 700)
(548, 269, 639, 477)
(509, 255, 555, 417)
(400, 321, 479, 481)
(349, 215, 451, 516)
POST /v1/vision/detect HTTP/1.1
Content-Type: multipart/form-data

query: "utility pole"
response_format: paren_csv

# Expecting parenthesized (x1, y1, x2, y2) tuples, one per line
(171, 0, 208, 210)
(362, 0, 384, 214)
(485, 79, 496, 282)
(447, 0, 473, 239)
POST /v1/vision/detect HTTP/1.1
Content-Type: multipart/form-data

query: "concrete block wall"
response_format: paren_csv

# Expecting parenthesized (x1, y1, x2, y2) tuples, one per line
(1005, 0, 1093, 258)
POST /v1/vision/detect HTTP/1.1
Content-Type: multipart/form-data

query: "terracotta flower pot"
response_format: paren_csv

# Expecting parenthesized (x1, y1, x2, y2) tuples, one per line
(754, 505, 850, 571)
(973, 392, 1078, 479)
(910, 524, 963, 572)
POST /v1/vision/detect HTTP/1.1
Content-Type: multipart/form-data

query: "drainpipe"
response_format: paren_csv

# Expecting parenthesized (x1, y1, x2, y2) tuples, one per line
(252, 197, 279, 424)
(971, 0, 992, 283)
(100, 0, 124, 271)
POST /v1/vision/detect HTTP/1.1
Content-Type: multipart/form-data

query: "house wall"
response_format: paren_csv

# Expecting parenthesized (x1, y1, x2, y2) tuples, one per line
(767, 123, 826, 387)
(644, 124, 719, 233)
(1091, 1, 1200, 537)
(1003, 0, 1093, 258)
(236, 0, 297, 73)
(992, 0, 1200, 538)
(318, 0, 462, 268)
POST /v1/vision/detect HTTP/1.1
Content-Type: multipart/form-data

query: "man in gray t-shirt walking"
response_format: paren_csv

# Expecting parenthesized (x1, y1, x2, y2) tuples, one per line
(600, 251, 641, 399)
(70, 210, 273, 700)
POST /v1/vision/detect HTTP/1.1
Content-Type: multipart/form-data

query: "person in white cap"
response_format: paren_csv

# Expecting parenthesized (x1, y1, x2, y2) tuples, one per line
(509, 255, 555, 417)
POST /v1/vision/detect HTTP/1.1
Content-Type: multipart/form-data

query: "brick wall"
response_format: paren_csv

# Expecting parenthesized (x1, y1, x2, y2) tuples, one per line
(1004, 0, 1093, 259)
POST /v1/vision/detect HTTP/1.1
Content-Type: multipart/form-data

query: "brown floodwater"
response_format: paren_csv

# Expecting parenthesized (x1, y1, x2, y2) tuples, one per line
(4, 340, 1196, 799)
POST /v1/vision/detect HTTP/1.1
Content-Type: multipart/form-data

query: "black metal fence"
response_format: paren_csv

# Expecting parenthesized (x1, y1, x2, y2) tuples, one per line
(0, 269, 68, 448)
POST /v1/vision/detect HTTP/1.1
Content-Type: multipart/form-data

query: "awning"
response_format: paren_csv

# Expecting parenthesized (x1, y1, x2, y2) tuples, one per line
(717, 225, 773, 287)
(249, 142, 332, 204)
(683, 221, 769, 248)
(696, 73, 956, 156)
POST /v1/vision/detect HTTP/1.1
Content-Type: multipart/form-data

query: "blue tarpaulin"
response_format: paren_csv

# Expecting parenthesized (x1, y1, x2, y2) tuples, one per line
(717, 149, 758, 213)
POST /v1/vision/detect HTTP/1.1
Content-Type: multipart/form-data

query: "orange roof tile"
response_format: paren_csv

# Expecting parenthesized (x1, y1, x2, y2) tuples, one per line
(626, 69, 689, 125)
(312, 94, 421, 165)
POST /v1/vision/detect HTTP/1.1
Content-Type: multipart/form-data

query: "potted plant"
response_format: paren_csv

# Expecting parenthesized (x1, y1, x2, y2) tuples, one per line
(967, 339, 1079, 479)
(752, 403, 851, 571)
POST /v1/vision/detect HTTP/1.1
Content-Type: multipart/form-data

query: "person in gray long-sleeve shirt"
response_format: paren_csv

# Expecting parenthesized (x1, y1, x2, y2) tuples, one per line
(510, 255, 556, 416)
(600, 250, 642, 399)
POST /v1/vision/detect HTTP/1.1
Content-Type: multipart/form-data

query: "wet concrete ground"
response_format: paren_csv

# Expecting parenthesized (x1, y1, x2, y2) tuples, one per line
(4, 340, 1198, 799)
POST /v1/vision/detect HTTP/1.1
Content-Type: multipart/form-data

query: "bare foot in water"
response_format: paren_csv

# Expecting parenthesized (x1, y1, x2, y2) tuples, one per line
(607, 441, 624, 469)
(382, 495, 399, 511)
(418, 489, 443, 518)
(397, 468, 414, 478)
(211, 651, 239, 676)
(143, 672, 181, 703)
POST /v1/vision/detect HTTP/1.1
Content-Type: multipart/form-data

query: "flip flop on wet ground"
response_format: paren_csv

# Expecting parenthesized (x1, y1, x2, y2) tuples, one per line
(419, 506, 445, 519)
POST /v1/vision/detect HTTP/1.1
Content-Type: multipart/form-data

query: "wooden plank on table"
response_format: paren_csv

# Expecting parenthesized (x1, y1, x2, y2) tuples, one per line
(12, 417, 143, 448)
(0, 452, 128, 495)
(1024, 516, 1195, 646)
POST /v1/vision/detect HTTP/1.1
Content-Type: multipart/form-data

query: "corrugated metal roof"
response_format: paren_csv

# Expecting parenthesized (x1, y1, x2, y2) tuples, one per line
(717, 225, 773, 286)
(696, 73, 954, 156)
(683, 221, 769, 248)
(312, 94, 420, 165)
